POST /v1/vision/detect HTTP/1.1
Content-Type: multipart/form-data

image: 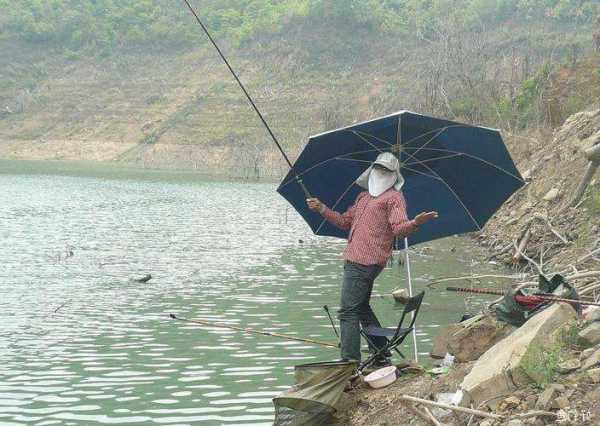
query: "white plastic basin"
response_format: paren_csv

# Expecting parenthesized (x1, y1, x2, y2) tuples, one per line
(364, 366, 397, 389)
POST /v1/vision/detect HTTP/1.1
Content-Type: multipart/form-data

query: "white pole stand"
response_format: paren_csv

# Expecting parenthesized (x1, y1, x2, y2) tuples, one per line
(404, 237, 419, 362)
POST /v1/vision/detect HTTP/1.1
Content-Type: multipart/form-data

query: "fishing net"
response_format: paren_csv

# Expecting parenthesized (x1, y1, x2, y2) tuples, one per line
(272, 360, 357, 426)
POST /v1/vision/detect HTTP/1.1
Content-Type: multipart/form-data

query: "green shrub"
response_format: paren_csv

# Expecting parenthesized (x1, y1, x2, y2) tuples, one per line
(520, 321, 581, 387)
(494, 63, 553, 129)
(521, 342, 562, 387)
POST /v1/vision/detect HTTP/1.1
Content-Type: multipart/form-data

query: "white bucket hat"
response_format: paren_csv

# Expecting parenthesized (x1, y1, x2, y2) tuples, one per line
(356, 152, 405, 196)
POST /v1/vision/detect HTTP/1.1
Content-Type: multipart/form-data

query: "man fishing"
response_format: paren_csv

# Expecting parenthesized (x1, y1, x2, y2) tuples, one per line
(307, 152, 438, 365)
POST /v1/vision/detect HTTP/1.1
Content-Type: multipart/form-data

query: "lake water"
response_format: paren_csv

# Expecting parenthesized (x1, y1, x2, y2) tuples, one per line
(0, 161, 502, 425)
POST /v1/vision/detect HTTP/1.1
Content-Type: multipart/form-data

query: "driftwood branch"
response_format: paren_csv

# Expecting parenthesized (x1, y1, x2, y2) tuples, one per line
(403, 402, 442, 426)
(510, 410, 557, 420)
(54, 299, 70, 313)
(570, 143, 600, 207)
(579, 282, 600, 296)
(512, 225, 532, 264)
(570, 161, 599, 206)
(513, 237, 544, 275)
(398, 395, 504, 420)
(421, 406, 443, 426)
(532, 212, 569, 244)
(575, 247, 600, 266)
(567, 270, 600, 281)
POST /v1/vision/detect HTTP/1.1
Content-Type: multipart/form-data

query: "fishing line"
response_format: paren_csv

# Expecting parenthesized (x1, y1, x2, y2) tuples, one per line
(180, 0, 311, 197)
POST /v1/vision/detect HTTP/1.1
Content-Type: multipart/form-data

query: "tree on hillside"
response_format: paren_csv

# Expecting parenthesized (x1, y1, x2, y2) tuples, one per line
(2, 0, 598, 53)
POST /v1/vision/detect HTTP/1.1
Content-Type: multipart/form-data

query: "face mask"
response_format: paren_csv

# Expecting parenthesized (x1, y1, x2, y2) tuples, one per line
(368, 167, 397, 197)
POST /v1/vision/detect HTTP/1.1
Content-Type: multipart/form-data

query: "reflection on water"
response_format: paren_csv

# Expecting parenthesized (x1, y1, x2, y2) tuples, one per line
(0, 163, 502, 425)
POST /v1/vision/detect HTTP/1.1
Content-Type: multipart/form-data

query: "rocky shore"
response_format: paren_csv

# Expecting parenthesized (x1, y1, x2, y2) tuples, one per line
(339, 109, 600, 425)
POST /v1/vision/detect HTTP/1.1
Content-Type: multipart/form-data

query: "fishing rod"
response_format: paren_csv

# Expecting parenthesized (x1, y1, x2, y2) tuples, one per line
(181, 0, 311, 198)
(169, 313, 339, 348)
(446, 286, 600, 307)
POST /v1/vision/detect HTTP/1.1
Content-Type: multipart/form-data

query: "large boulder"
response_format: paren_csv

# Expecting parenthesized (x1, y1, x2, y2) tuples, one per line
(430, 323, 462, 359)
(579, 322, 600, 346)
(582, 348, 600, 370)
(460, 303, 577, 407)
(431, 313, 515, 362)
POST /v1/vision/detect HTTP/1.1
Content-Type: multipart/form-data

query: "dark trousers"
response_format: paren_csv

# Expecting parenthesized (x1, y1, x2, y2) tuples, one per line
(338, 260, 387, 361)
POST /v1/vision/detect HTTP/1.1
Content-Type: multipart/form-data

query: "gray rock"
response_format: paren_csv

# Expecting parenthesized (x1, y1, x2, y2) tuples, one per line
(507, 420, 524, 426)
(445, 313, 515, 362)
(391, 288, 408, 304)
(584, 308, 600, 322)
(582, 348, 600, 370)
(580, 347, 596, 360)
(587, 368, 600, 383)
(543, 188, 559, 201)
(556, 358, 581, 374)
(460, 303, 577, 407)
(501, 396, 520, 410)
(579, 322, 600, 346)
(430, 323, 462, 359)
(536, 386, 558, 410)
(525, 394, 538, 407)
(131, 273, 152, 283)
(430, 407, 451, 418)
(430, 313, 515, 362)
(552, 395, 570, 409)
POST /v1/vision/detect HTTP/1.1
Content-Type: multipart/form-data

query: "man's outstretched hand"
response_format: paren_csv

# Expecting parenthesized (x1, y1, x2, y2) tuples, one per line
(414, 211, 438, 226)
(307, 198, 324, 212)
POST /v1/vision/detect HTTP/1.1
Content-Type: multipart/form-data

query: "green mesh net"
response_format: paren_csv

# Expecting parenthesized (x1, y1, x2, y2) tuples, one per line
(273, 360, 357, 425)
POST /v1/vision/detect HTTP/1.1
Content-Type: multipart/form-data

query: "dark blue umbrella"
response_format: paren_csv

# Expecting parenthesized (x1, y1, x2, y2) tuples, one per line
(277, 111, 525, 247)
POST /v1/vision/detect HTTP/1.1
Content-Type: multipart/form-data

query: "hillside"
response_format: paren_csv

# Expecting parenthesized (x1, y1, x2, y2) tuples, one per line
(0, 1, 598, 177)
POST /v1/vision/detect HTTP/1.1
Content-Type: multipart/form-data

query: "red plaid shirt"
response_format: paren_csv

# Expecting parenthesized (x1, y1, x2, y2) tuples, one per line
(321, 190, 417, 266)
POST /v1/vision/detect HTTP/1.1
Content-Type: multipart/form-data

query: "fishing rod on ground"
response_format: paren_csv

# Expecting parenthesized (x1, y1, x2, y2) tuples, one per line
(180, 0, 311, 198)
(169, 313, 340, 348)
(446, 286, 600, 307)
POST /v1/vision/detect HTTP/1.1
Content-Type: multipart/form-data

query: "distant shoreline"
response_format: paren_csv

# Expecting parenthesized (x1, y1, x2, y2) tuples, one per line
(0, 158, 278, 184)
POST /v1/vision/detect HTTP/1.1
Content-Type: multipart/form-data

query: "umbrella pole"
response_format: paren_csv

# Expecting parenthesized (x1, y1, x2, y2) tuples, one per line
(404, 237, 419, 362)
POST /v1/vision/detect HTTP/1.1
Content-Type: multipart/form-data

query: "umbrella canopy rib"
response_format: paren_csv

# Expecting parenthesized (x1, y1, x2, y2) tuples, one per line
(401, 146, 525, 183)
(400, 146, 483, 231)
